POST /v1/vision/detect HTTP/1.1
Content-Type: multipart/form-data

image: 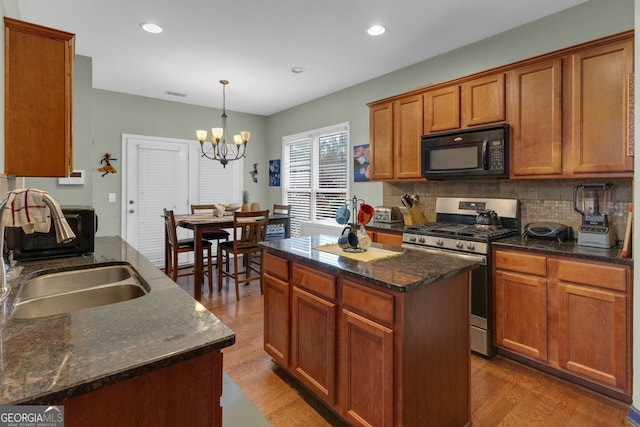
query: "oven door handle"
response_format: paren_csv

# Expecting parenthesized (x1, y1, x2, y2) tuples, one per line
(402, 243, 486, 264)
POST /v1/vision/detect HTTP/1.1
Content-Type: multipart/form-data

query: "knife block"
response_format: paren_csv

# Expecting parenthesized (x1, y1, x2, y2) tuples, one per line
(400, 206, 426, 226)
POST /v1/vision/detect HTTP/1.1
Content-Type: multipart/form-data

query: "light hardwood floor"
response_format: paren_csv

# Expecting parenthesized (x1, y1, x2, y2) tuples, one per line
(176, 274, 633, 426)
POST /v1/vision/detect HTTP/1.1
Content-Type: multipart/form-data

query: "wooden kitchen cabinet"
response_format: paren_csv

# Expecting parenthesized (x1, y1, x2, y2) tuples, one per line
(493, 250, 548, 361)
(263, 252, 290, 367)
(369, 94, 423, 180)
(508, 58, 563, 177)
(548, 258, 631, 394)
(263, 249, 472, 426)
(369, 101, 394, 180)
(424, 74, 505, 134)
(493, 247, 633, 400)
(4, 17, 74, 177)
(340, 280, 394, 427)
(64, 351, 223, 427)
(366, 229, 403, 247)
(423, 85, 460, 132)
(567, 36, 634, 177)
(290, 263, 337, 405)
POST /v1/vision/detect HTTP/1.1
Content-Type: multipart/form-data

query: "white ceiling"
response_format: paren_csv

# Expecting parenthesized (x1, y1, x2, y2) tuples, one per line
(18, 0, 587, 116)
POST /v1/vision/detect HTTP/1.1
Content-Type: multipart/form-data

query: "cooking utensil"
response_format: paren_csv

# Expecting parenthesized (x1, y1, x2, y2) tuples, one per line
(622, 203, 633, 258)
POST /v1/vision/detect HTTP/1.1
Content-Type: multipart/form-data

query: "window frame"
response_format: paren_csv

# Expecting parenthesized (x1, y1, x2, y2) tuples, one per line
(282, 122, 350, 235)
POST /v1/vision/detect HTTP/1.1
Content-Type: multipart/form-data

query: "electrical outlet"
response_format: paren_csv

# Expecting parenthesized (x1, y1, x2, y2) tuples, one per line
(108, 193, 116, 203)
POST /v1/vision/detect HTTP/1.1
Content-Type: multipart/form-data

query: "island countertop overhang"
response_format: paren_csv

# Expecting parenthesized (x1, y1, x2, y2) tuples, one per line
(260, 234, 479, 292)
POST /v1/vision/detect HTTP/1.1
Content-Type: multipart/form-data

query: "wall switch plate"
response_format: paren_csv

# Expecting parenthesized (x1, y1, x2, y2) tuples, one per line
(108, 193, 116, 202)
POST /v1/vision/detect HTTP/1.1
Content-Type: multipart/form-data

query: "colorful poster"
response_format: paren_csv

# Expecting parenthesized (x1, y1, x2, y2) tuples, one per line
(269, 159, 281, 186)
(353, 144, 370, 182)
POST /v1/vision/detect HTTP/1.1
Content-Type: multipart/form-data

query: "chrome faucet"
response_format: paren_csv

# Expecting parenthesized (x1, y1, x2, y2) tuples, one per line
(0, 192, 76, 302)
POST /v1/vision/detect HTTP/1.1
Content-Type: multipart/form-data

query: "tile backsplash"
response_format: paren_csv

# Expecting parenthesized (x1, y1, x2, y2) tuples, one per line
(382, 178, 633, 244)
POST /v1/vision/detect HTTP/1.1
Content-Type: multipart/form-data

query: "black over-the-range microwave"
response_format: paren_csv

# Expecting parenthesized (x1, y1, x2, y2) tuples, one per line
(421, 123, 509, 179)
(6, 206, 97, 260)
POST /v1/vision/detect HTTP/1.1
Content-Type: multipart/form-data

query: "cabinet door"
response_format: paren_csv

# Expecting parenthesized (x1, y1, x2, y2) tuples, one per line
(4, 18, 75, 177)
(263, 273, 290, 367)
(424, 85, 460, 132)
(393, 94, 423, 179)
(569, 38, 634, 175)
(462, 73, 506, 127)
(549, 258, 630, 392)
(341, 309, 393, 427)
(509, 59, 563, 177)
(369, 102, 394, 180)
(553, 281, 628, 391)
(494, 270, 548, 361)
(291, 286, 336, 405)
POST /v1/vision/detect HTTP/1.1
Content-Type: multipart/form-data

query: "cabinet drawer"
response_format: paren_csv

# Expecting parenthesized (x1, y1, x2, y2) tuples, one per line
(264, 252, 289, 281)
(342, 279, 394, 327)
(552, 259, 628, 292)
(292, 263, 336, 300)
(494, 250, 547, 276)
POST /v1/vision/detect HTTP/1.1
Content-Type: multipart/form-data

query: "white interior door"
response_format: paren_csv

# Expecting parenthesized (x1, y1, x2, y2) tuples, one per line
(122, 134, 194, 266)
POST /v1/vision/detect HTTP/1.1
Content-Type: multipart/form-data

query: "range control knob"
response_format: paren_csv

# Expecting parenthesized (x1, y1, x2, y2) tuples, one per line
(467, 242, 475, 250)
(418, 236, 426, 244)
(436, 239, 444, 246)
(409, 235, 417, 242)
(455, 241, 464, 249)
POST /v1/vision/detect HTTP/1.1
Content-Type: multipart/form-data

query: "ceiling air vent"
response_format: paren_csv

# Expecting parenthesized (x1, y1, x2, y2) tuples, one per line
(164, 90, 186, 98)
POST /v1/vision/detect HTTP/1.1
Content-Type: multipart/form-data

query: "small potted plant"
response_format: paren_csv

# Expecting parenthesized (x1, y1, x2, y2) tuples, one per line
(241, 190, 250, 211)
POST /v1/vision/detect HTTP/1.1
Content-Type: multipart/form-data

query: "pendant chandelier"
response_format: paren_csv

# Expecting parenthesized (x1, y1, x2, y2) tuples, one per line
(196, 80, 251, 168)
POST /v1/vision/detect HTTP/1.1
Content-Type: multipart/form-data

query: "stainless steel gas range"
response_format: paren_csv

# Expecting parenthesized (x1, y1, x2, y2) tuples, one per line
(402, 197, 520, 357)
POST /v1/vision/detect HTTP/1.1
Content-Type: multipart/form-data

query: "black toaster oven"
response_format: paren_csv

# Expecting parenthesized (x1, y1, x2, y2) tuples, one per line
(6, 206, 97, 260)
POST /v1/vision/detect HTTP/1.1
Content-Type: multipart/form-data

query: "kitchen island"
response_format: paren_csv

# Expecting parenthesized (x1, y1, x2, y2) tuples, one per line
(260, 235, 479, 427)
(0, 236, 235, 427)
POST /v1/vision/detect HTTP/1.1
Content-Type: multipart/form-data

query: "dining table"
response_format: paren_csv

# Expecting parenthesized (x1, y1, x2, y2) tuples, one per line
(173, 212, 291, 300)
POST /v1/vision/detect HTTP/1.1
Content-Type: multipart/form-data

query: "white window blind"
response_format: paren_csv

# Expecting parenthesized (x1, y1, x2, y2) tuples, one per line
(198, 155, 242, 205)
(283, 123, 349, 236)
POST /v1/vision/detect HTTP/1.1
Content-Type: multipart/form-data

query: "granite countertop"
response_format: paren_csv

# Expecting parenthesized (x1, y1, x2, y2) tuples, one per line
(260, 235, 479, 292)
(492, 235, 633, 266)
(0, 236, 235, 405)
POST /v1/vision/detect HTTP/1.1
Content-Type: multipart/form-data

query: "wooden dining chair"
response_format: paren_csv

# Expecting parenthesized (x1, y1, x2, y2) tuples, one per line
(266, 204, 291, 240)
(217, 210, 270, 300)
(163, 209, 214, 292)
(190, 204, 231, 267)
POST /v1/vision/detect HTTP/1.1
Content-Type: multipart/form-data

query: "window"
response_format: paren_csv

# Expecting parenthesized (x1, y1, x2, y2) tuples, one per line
(283, 123, 349, 236)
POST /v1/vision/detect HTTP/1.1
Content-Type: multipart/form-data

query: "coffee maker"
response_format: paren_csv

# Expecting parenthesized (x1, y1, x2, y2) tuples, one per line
(573, 183, 615, 248)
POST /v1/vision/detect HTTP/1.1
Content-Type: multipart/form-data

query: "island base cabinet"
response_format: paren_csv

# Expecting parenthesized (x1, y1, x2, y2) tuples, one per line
(63, 351, 223, 427)
(291, 286, 337, 405)
(340, 309, 394, 427)
(264, 272, 290, 367)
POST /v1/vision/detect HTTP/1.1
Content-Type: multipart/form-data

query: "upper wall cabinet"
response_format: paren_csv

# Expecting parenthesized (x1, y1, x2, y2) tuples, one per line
(423, 73, 506, 133)
(4, 18, 75, 177)
(509, 33, 633, 179)
(567, 37, 634, 177)
(369, 94, 423, 180)
(508, 59, 563, 177)
(368, 30, 633, 182)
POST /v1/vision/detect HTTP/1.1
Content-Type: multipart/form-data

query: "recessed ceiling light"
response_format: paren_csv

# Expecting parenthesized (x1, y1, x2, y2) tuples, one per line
(366, 25, 386, 36)
(290, 67, 305, 74)
(141, 22, 163, 34)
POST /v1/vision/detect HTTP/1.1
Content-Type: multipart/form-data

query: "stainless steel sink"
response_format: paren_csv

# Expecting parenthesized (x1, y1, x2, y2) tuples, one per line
(12, 262, 151, 319)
